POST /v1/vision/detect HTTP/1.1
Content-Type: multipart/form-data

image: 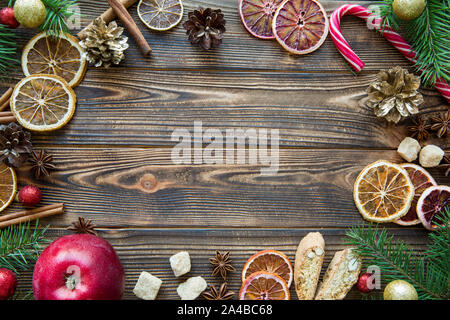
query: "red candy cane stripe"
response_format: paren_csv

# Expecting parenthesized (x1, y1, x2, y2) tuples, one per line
(329, 4, 450, 102)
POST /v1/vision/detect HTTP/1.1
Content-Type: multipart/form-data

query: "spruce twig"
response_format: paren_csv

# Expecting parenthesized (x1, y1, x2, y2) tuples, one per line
(346, 208, 450, 300)
(0, 221, 49, 274)
(374, 0, 450, 87)
(0, 24, 19, 80)
(39, 0, 78, 37)
(406, 0, 450, 86)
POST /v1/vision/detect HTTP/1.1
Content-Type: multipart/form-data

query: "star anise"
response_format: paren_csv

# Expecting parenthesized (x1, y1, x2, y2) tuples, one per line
(407, 116, 431, 141)
(202, 283, 235, 300)
(67, 217, 97, 235)
(430, 111, 450, 138)
(209, 251, 235, 280)
(28, 149, 55, 179)
(437, 155, 450, 177)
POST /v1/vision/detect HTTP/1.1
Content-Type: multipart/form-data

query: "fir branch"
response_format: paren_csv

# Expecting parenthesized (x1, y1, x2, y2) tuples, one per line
(374, 0, 401, 30)
(0, 221, 49, 274)
(424, 208, 450, 278)
(346, 219, 449, 300)
(0, 24, 19, 80)
(39, 0, 78, 37)
(374, 0, 450, 87)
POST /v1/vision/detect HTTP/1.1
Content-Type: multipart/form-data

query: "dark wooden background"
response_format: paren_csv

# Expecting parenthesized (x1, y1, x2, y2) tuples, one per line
(0, 0, 448, 300)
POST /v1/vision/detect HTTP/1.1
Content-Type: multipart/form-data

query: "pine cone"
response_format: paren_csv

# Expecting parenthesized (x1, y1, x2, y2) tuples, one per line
(0, 123, 33, 168)
(79, 17, 129, 68)
(183, 8, 226, 50)
(367, 66, 424, 124)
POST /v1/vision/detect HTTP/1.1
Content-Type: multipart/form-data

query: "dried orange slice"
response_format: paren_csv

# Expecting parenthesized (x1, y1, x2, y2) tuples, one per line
(394, 164, 437, 226)
(239, 271, 290, 300)
(353, 160, 414, 223)
(417, 185, 450, 231)
(22, 32, 87, 88)
(239, 0, 284, 39)
(242, 250, 293, 288)
(10, 74, 76, 132)
(0, 163, 17, 213)
(272, 0, 329, 54)
(138, 0, 184, 31)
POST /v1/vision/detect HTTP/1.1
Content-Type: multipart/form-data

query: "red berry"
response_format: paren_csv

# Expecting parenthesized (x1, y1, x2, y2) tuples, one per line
(0, 268, 17, 300)
(356, 272, 375, 293)
(0, 7, 19, 29)
(18, 185, 42, 207)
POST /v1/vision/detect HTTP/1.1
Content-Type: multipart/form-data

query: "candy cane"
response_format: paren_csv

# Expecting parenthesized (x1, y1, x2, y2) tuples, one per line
(329, 4, 450, 102)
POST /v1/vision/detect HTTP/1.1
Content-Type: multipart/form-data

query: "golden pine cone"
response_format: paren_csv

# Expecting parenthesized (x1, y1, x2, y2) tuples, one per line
(79, 18, 129, 68)
(367, 66, 424, 123)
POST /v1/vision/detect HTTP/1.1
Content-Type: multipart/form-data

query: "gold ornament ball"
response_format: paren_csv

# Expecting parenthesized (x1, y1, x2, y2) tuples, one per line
(393, 0, 426, 21)
(14, 0, 47, 28)
(383, 280, 418, 300)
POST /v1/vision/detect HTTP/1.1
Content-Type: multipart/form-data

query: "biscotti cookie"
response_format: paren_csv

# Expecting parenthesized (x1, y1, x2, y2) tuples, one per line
(294, 232, 325, 300)
(315, 248, 361, 300)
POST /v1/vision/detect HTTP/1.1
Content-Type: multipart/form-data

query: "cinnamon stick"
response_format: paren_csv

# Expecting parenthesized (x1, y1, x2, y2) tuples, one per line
(0, 111, 15, 124)
(107, 0, 152, 56)
(0, 87, 12, 105)
(0, 100, 9, 112)
(78, 0, 139, 39)
(0, 88, 12, 112)
(0, 203, 64, 229)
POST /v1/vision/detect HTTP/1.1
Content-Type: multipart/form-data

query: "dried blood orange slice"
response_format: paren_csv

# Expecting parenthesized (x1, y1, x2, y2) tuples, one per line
(241, 250, 293, 287)
(394, 164, 437, 226)
(272, 0, 329, 54)
(0, 163, 17, 213)
(417, 185, 450, 231)
(353, 160, 414, 223)
(239, 0, 284, 39)
(138, 0, 184, 31)
(22, 32, 87, 88)
(10, 74, 77, 132)
(239, 271, 290, 300)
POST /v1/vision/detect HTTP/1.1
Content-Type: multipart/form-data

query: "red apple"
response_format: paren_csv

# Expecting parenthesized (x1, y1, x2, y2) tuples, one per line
(33, 234, 125, 300)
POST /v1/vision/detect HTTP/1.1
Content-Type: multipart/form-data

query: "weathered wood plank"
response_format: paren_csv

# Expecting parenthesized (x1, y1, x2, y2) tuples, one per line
(4, 0, 420, 74)
(1, 71, 447, 148)
(15, 227, 431, 300)
(6, 148, 448, 229)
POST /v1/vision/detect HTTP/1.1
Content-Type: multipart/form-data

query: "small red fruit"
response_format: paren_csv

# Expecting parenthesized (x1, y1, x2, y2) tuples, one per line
(18, 185, 42, 207)
(0, 268, 17, 300)
(0, 7, 19, 28)
(356, 272, 375, 293)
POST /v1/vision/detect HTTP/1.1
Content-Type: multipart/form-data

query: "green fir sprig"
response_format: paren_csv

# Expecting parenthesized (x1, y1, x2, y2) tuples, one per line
(0, 23, 19, 80)
(39, 0, 77, 36)
(346, 208, 450, 300)
(374, 0, 450, 87)
(8, 0, 78, 36)
(0, 221, 49, 274)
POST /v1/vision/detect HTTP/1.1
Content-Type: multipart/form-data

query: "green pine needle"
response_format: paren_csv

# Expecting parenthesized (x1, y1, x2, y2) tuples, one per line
(40, 0, 77, 37)
(406, 0, 450, 86)
(10, 290, 34, 300)
(346, 208, 450, 300)
(374, 0, 401, 30)
(374, 0, 450, 87)
(0, 24, 19, 80)
(0, 221, 49, 274)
